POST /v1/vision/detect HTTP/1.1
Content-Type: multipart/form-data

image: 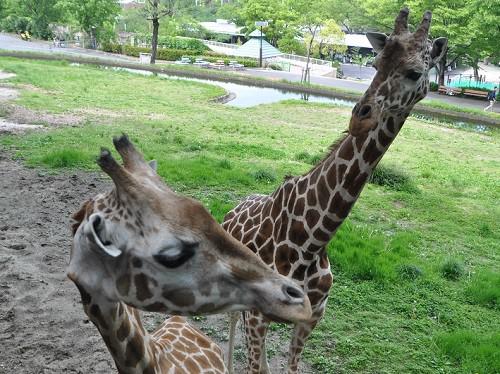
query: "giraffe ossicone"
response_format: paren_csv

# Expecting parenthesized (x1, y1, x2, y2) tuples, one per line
(68, 135, 312, 373)
(223, 8, 447, 374)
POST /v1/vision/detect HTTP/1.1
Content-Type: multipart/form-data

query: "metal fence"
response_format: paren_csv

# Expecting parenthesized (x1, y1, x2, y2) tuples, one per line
(200, 39, 331, 67)
(279, 53, 331, 66)
(201, 40, 239, 49)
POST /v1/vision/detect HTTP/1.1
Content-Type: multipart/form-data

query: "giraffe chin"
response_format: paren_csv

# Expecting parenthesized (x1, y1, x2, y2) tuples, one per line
(348, 116, 377, 137)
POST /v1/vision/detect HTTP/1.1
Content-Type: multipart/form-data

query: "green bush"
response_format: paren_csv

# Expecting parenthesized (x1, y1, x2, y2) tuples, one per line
(369, 164, 418, 193)
(465, 270, 500, 309)
(295, 151, 323, 165)
(440, 258, 465, 281)
(252, 169, 276, 183)
(397, 264, 423, 280)
(268, 63, 283, 71)
(434, 330, 500, 373)
(429, 81, 439, 91)
(101, 42, 123, 54)
(135, 35, 208, 53)
(100, 43, 258, 67)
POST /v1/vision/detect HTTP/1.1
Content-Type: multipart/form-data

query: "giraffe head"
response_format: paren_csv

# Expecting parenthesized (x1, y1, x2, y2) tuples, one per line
(349, 8, 447, 137)
(68, 135, 311, 322)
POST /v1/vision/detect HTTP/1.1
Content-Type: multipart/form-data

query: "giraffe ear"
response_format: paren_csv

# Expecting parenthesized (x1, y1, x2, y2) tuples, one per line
(83, 213, 122, 258)
(430, 37, 447, 67)
(366, 32, 388, 54)
(148, 159, 157, 172)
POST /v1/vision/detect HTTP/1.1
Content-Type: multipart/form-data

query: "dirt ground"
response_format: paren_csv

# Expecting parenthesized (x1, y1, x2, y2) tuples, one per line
(0, 82, 313, 373)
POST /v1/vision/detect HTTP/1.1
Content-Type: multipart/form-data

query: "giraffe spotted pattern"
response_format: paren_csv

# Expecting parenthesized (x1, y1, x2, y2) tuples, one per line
(223, 8, 448, 374)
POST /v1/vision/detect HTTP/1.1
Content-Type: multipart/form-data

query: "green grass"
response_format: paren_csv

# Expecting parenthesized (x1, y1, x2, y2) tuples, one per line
(435, 330, 500, 373)
(0, 57, 499, 374)
(465, 270, 500, 310)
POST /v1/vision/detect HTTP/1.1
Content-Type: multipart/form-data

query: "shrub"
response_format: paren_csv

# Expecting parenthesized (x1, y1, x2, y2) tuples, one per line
(252, 169, 276, 183)
(101, 44, 258, 67)
(369, 164, 417, 193)
(429, 81, 439, 92)
(397, 264, 423, 280)
(465, 270, 500, 309)
(434, 330, 500, 374)
(295, 151, 323, 165)
(440, 258, 464, 281)
(134, 35, 208, 53)
(268, 63, 283, 71)
(101, 42, 123, 54)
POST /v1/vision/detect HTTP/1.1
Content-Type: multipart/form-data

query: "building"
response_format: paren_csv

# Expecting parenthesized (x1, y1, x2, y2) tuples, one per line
(199, 19, 244, 44)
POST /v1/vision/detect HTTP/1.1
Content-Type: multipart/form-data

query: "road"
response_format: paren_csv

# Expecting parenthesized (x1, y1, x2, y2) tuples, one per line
(1, 33, 498, 114)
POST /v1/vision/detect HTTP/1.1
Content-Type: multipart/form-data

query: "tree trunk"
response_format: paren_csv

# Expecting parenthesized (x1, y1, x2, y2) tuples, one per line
(438, 51, 446, 86)
(472, 60, 479, 80)
(151, 18, 159, 64)
(303, 34, 315, 84)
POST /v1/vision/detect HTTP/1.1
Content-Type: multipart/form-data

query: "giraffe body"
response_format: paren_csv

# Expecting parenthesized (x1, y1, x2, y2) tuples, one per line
(223, 8, 448, 373)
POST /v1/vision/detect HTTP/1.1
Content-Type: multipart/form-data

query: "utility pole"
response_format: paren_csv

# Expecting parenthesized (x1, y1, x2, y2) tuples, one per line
(255, 21, 268, 68)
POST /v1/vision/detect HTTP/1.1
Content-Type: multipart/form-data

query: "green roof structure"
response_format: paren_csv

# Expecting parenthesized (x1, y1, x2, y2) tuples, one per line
(234, 30, 283, 59)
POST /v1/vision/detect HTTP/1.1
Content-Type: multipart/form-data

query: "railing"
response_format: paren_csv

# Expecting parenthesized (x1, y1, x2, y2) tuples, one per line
(200, 39, 331, 67)
(278, 53, 331, 66)
(201, 39, 239, 49)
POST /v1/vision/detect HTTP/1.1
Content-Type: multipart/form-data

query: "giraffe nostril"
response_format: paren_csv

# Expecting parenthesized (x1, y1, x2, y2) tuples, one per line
(359, 104, 372, 117)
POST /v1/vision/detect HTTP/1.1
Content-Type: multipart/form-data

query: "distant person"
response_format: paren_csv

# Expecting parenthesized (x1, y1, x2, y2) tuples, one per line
(484, 87, 497, 111)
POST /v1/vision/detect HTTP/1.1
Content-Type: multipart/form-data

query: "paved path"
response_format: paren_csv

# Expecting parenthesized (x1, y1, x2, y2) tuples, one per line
(0, 33, 134, 62)
(1, 33, 498, 114)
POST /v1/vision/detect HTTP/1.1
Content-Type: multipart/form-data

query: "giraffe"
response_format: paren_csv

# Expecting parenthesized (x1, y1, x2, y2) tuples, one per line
(68, 135, 313, 373)
(223, 8, 447, 374)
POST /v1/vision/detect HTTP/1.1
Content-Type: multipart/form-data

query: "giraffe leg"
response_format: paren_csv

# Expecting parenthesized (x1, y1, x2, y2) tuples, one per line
(243, 311, 270, 374)
(287, 308, 325, 374)
(227, 311, 239, 374)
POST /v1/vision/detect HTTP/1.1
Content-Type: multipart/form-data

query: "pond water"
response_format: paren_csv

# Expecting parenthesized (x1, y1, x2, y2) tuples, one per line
(72, 64, 492, 132)
(97, 65, 356, 108)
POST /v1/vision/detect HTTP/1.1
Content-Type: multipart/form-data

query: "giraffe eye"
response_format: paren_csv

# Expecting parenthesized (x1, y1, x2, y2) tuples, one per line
(153, 240, 198, 268)
(406, 70, 422, 81)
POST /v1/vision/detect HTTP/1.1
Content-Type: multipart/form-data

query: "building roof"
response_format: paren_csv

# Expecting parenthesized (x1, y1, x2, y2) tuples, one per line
(343, 34, 372, 49)
(199, 20, 244, 36)
(248, 29, 266, 38)
(234, 37, 282, 59)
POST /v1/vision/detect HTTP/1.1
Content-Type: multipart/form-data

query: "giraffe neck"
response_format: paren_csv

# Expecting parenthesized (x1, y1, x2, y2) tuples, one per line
(287, 113, 408, 251)
(76, 284, 163, 374)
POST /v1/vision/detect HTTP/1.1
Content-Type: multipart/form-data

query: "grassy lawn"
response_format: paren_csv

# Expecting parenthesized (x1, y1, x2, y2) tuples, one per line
(1, 57, 499, 374)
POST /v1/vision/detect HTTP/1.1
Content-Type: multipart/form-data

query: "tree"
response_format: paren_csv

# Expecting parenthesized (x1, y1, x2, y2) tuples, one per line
(331, 0, 499, 84)
(316, 19, 346, 61)
(1, 0, 62, 38)
(58, 0, 120, 48)
(291, 0, 330, 83)
(143, 0, 176, 64)
(241, 0, 297, 47)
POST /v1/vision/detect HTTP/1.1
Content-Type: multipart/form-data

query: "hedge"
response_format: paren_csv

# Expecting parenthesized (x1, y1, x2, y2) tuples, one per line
(100, 43, 258, 67)
(134, 35, 208, 53)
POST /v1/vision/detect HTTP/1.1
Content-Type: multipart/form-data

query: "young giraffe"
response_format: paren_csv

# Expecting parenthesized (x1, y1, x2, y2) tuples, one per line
(68, 135, 312, 373)
(223, 8, 447, 374)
